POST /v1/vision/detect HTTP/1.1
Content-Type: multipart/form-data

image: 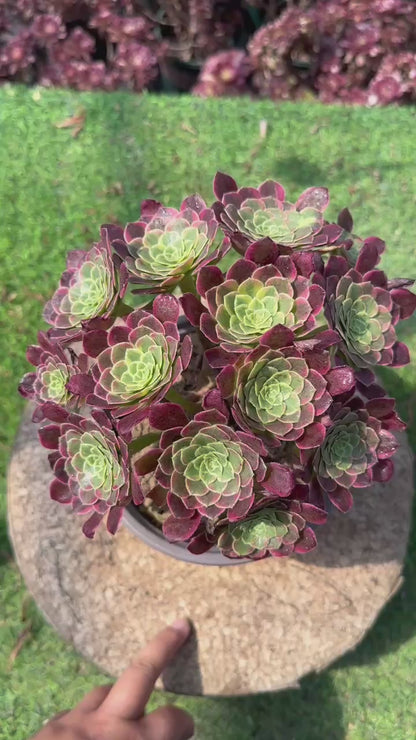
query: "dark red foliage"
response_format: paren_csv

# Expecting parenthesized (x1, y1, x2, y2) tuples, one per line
(2, 0, 416, 105)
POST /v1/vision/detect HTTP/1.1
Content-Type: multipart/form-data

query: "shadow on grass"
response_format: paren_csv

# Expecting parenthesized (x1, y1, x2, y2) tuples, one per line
(194, 673, 345, 740)
(271, 154, 409, 191)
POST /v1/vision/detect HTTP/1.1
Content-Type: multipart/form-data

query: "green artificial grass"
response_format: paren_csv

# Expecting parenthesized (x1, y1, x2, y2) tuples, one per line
(1, 86, 416, 740)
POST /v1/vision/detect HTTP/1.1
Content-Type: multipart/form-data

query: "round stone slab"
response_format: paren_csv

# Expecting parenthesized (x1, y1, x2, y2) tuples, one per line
(8, 407, 413, 695)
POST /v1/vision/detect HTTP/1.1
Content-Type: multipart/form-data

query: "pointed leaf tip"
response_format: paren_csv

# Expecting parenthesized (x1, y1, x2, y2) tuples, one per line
(213, 171, 238, 200)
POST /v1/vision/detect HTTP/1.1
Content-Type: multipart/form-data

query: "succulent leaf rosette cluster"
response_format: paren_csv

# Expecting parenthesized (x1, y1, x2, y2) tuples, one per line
(20, 173, 416, 559)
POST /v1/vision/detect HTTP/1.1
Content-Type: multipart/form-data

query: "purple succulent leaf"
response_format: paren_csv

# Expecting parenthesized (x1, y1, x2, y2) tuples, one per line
(377, 429, 399, 459)
(116, 407, 149, 436)
(228, 494, 255, 522)
(388, 278, 415, 290)
(134, 449, 161, 475)
(297, 422, 326, 449)
(390, 288, 416, 319)
(205, 347, 241, 368)
(213, 171, 238, 200)
(193, 408, 228, 425)
(187, 533, 215, 555)
(18, 372, 36, 398)
(299, 502, 327, 525)
(149, 403, 188, 430)
(365, 397, 396, 419)
(83, 329, 108, 358)
(26, 345, 44, 365)
(355, 241, 382, 273)
(107, 505, 124, 535)
(181, 194, 206, 213)
(372, 459, 394, 483)
(216, 365, 237, 398)
(108, 325, 130, 346)
(200, 313, 219, 344)
(82, 512, 105, 539)
(258, 180, 285, 200)
(180, 294, 205, 326)
(50, 479, 71, 504)
(259, 324, 295, 349)
(167, 491, 195, 520)
(66, 374, 95, 396)
(153, 293, 180, 324)
(163, 514, 202, 542)
(303, 351, 331, 374)
(294, 526, 317, 554)
(41, 403, 70, 423)
(262, 463, 295, 497)
(325, 255, 349, 279)
(181, 334, 193, 369)
(363, 269, 387, 288)
(328, 487, 353, 513)
(245, 238, 279, 266)
(391, 341, 410, 367)
(296, 187, 329, 213)
(38, 425, 60, 450)
(226, 258, 257, 283)
(203, 389, 229, 419)
(337, 208, 353, 232)
(140, 199, 162, 218)
(196, 266, 223, 297)
(325, 366, 355, 396)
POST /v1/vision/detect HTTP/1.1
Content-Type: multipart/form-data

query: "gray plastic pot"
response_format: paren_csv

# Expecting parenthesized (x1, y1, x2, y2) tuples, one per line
(123, 505, 248, 566)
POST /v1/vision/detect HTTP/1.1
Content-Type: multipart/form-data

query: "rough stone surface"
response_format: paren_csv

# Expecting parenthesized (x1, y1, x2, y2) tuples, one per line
(8, 407, 414, 696)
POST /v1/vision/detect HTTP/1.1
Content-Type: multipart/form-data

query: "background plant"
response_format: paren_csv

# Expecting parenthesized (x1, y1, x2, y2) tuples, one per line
(2, 0, 416, 105)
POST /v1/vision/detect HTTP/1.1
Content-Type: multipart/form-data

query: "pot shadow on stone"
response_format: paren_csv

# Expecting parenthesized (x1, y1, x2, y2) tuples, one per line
(162, 624, 203, 695)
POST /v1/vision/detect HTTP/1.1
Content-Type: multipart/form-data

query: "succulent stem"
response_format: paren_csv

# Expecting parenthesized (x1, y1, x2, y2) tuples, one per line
(128, 432, 161, 455)
(179, 272, 198, 297)
(166, 387, 199, 415)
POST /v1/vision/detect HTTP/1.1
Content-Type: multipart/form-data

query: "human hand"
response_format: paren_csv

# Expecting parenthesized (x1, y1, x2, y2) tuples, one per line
(30, 619, 194, 740)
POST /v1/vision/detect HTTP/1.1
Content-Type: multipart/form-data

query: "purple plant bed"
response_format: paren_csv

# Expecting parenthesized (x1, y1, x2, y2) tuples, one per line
(123, 504, 250, 566)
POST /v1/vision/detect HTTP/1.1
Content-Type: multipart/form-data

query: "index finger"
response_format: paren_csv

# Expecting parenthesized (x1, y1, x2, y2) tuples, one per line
(98, 618, 191, 721)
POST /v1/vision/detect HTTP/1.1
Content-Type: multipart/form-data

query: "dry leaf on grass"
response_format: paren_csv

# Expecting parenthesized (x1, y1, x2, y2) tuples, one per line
(180, 122, 197, 136)
(8, 622, 33, 670)
(54, 108, 86, 138)
(243, 119, 269, 173)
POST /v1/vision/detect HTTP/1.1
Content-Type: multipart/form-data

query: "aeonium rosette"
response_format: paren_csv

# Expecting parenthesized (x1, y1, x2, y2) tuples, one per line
(212, 171, 345, 254)
(71, 295, 192, 434)
(38, 406, 142, 538)
(321, 239, 416, 368)
(155, 409, 268, 539)
(18, 330, 88, 421)
(112, 194, 229, 291)
(308, 396, 406, 514)
(217, 502, 320, 560)
(217, 345, 355, 449)
(181, 256, 325, 365)
(43, 227, 128, 340)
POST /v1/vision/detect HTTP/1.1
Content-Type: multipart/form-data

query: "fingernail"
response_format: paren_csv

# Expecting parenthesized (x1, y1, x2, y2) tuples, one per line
(170, 618, 191, 637)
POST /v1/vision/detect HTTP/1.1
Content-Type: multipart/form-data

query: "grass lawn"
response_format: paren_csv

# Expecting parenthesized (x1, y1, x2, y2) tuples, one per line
(1, 86, 416, 740)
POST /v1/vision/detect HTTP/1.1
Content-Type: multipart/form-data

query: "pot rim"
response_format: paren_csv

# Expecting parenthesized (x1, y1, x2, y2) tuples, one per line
(123, 504, 250, 567)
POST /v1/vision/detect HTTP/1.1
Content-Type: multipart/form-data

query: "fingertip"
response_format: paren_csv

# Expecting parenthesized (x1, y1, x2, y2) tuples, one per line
(170, 617, 192, 639)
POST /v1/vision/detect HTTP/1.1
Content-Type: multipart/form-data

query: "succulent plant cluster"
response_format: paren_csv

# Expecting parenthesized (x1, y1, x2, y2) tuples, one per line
(0, 0, 254, 92)
(20, 172, 415, 559)
(248, 0, 416, 106)
(2, 1, 416, 106)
